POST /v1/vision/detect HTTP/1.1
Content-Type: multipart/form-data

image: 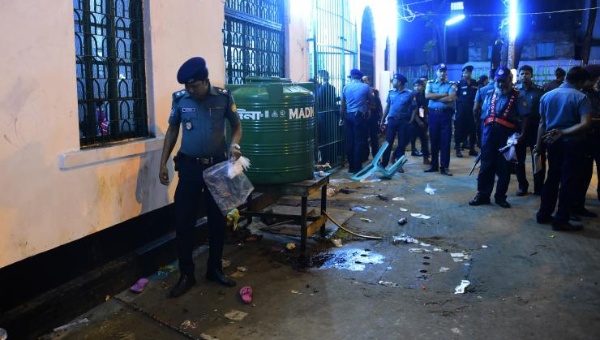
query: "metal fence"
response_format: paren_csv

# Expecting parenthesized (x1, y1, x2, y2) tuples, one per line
(310, 0, 357, 167)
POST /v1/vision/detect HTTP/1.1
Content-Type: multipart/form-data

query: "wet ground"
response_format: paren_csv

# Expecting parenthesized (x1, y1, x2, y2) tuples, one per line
(41, 153, 600, 340)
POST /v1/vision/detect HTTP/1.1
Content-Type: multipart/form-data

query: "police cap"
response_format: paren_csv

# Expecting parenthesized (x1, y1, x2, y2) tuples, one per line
(177, 57, 209, 84)
(349, 69, 364, 79)
(392, 73, 408, 84)
(495, 66, 511, 81)
(437, 63, 447, 71)
(462, 64, 474, 72)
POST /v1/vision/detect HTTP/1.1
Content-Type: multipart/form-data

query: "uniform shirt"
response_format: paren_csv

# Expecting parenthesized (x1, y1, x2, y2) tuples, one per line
(386, 88, 416, 120)
(481, 87, 530, 122)
(540, 83, 592, 131)
(169, 86, 240, 158)
(516, 82, 544, 120)
(342, 80, 371, 114)
(475, 82, 495, 105)
(456, 79, 478, 105)
(426, 79, 456, 110)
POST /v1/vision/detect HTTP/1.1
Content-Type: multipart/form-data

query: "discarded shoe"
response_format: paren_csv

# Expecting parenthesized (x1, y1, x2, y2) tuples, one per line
(170, 275, 196, 298)
(239, 286, 253, 304)
(130, 278, 149, 294)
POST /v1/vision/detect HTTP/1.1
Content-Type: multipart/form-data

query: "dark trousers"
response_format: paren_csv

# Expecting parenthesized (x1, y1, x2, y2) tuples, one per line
(573, 132, 600, 210)
(515, 138, 546, 194)
(364, 115, 380, 161)
(454, 105, 477, 150)
(382, 118, 410, 167)
(174, 159, 227, 277)
(537, 138, 585, 223)
(410, 120, 430, 158)
(477, 124, 513, 201)
(428, 110, 452, 169)
(345, 112, 368, 173)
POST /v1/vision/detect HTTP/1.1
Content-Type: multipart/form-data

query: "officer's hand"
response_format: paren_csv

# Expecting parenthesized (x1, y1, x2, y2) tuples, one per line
(230, 146, 242, 160)
(159, 165, 170, 186)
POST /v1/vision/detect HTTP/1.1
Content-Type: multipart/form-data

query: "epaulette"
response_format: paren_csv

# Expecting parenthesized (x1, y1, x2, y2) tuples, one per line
(214, 86, 230, 97)
(172, 90, 186, 101)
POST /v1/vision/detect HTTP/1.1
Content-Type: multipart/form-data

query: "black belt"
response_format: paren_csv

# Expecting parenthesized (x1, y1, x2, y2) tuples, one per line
(429, 108, 453, 114)
(177, 153, 219, 165)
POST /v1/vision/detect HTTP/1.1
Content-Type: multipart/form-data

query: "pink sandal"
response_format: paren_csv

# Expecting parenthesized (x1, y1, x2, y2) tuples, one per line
(130, 278, 149, 293)
(239, 286, 253, 304)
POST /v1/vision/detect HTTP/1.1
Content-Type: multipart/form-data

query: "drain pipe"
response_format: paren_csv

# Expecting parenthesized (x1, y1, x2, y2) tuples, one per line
(322, 210, 383, 240)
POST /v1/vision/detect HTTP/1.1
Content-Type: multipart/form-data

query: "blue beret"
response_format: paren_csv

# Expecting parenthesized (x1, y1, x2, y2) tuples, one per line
(392, 73, 407, 83)
(349, 69, 363, 78)
(177, 57, 209, 84)
(495, 66, 511, 80)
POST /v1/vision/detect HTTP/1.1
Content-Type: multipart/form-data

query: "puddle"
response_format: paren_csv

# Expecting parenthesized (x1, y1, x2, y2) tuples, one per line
(310, 248, 385, 271)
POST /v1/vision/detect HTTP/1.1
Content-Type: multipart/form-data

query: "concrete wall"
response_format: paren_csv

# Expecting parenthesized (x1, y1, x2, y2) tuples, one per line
(0, 0, 227, 268)
(0, 0, 395, 268)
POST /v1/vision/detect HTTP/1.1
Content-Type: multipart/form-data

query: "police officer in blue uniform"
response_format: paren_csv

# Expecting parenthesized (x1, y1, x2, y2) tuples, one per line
(536, 66, 592, 231)
(341, 69, 373, 173)
(454, 64, 479, 157)
(514, 65, 545, 196)
(159, 57, 243, 297)
(469, 66, 529, 208)
(425, 63, 456, 176)
(380, 73, 416, 168)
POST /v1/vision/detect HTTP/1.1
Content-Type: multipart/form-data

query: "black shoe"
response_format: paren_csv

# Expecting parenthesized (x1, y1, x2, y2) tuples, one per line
(572, 207, 598, 218)
(569, 214, 582, 222)
(411, 151, 423, 157)
(440, 168, 453, 176)
(456, 150, 464, 158)
(495, 199, 511, 208)
(469, 194, 490, 206)
(468, 150, 478, 156)
(206, 271, 237, 287)
(552, 221, 583, 232)
(170, 275, 196, 298)
(536, 214, 553, 224)
(424, 166, 439, 173)
(516, 188, 528, 196)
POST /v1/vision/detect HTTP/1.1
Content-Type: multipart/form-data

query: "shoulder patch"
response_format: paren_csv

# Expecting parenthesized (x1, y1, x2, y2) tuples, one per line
(172, 90, 186, 100)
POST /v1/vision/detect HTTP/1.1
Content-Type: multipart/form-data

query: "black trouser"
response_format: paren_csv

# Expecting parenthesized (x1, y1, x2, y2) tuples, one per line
(364, 114, 380, 162)
(410, 120, 430, 158)
(477, 124, 513, 201)
(573, 131, 600, 210)
(174, 156, 227, 277)
(515, 119, 545, 193)
(537, 137, 585, 223)
(454, 104, 477, 150)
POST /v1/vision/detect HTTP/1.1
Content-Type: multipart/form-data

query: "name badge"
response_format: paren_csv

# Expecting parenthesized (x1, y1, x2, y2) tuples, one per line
(181, 108, 196, 113)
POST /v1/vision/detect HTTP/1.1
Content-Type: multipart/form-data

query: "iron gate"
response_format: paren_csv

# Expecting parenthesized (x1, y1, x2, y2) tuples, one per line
(309, 0, 357, 168)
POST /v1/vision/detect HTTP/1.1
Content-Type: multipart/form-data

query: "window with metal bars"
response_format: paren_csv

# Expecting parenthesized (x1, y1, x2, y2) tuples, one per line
(74, 0, 148, 148)
(223, 0, 285, 84)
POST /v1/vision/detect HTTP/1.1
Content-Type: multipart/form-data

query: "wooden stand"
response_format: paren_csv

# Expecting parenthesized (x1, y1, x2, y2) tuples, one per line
(240, 175, 329, 250)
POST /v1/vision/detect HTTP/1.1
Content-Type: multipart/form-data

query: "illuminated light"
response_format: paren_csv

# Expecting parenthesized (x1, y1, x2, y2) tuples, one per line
(445, 14, 465, 26)
(509, 0, 519, 41)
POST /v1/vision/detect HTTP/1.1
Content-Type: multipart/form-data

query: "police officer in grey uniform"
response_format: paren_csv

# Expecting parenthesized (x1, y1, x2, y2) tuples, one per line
(159, 57, 242, 297)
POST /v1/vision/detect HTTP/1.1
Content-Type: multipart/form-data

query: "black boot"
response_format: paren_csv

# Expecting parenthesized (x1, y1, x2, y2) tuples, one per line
(170, 274, 196, 298)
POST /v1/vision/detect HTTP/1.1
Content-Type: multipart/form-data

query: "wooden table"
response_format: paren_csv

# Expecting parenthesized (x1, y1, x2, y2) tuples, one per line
(240, 175, 330, 250)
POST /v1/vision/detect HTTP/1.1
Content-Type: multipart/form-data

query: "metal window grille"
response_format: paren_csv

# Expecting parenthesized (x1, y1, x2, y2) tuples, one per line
(223, 0, 285, 84)
(74, 0, 148, 148)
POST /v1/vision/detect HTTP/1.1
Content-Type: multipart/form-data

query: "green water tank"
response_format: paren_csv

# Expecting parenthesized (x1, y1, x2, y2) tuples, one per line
(227, 77, 315, 185)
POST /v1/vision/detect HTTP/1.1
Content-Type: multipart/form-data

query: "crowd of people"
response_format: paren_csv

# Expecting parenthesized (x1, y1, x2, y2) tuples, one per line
(333, 63, 600, 233)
